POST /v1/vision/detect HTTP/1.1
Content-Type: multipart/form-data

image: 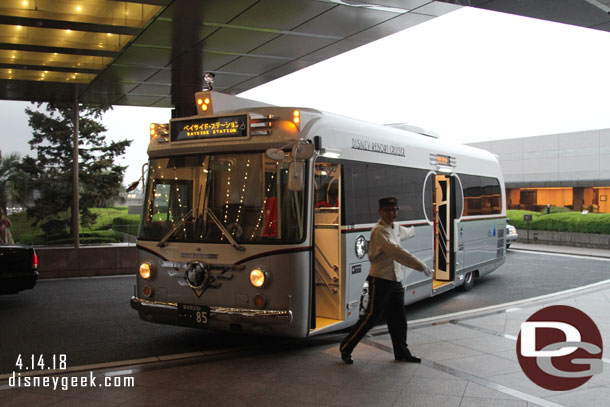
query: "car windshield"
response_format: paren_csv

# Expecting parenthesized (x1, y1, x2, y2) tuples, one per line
(139, 152, 306, 244)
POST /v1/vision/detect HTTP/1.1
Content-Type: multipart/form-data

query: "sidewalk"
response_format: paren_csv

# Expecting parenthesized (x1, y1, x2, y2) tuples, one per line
(510, 242, 610, 259)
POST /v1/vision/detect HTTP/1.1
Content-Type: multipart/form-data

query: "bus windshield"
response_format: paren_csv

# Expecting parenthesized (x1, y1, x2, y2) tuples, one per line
(139, 152, 306, 245)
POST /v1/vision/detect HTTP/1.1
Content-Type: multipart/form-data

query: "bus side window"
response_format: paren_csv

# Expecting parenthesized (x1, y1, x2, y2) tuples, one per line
(314, 162, 339, 210)
(327, 179, 339, 207)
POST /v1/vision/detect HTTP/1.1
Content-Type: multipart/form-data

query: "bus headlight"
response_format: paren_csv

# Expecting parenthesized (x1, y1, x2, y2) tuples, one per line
(139, 262, 155, 280)
(250, 268, 269, 288)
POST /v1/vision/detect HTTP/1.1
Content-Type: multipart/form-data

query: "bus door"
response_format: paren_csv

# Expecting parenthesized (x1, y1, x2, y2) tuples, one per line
(311, 162, 343, 332)
(433, 174, 454, 287)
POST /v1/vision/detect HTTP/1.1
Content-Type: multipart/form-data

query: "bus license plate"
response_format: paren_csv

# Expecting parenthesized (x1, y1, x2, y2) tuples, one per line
(178, 304, 210, 325)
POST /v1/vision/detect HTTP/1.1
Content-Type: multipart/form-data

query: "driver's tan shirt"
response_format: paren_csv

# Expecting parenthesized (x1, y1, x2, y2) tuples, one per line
(368, 219, 426, 282)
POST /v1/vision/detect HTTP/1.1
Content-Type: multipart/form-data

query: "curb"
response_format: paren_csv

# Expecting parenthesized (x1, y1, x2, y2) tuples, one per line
(509, 244, 610, 260)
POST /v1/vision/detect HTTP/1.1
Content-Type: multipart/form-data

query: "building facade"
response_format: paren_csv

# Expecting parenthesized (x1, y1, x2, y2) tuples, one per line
(468, 128, 610, 213)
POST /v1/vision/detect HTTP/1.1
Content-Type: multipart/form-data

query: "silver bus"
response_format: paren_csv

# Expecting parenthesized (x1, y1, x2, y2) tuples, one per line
(130, 91, 507, 337)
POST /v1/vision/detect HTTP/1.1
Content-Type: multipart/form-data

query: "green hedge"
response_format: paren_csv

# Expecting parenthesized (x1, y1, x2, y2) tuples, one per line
(507, 209, 610, 234)
(8, 209, 141, 244)
(111, 215, 140, 236)
(6, 212, 48, 245)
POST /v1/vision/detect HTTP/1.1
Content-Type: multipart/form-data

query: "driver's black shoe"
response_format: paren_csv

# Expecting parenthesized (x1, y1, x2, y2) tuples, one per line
(395, 349, 421, 363)
(341, 351, 353, 365)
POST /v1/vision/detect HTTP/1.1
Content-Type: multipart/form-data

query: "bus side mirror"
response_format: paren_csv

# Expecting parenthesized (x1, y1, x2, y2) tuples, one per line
(288, 161, 305, 191)
(293, 143, 314, 159)
(265, 148, 286, 161)
(126, 180, 140, 193)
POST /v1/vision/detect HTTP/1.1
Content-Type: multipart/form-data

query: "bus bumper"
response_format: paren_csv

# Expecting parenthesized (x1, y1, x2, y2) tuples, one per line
(130, 296, 293, 326)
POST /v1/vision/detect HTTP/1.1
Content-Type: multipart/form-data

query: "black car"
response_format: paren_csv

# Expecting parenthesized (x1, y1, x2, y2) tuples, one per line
(0, 246, 38, 294)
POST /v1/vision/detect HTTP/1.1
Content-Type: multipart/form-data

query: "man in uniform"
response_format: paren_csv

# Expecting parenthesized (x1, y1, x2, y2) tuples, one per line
(340, 197, 431, 364)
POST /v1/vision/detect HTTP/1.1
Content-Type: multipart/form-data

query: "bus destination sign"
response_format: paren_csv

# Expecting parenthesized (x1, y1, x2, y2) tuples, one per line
(171, 115, 248, 141)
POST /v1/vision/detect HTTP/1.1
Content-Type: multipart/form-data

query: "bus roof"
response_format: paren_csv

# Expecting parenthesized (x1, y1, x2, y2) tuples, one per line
(148, 91, 503, 181)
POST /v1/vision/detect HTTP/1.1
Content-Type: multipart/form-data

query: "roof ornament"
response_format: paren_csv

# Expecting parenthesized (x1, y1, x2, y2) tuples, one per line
(203, 72, 215, 90)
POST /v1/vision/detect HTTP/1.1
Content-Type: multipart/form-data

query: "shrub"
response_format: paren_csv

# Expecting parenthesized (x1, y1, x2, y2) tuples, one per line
(7, 210, 134, 244)
(111, 215, 140, 236)
(507, 210, 610, 234)
(40, 218, 70, 239)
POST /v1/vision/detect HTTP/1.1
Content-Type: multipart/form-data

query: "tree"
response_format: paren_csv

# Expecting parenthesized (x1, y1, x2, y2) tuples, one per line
(21, 103, 132, 240)
(0, 151, 21, 215)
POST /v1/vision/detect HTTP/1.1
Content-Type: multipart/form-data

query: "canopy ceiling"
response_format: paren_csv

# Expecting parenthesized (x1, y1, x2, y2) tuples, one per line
(1, 0, 609, 116)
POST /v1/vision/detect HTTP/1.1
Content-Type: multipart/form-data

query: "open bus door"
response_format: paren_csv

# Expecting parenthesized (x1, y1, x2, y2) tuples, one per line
(433, 174, 455, 290)
(310, 162, 344, 333)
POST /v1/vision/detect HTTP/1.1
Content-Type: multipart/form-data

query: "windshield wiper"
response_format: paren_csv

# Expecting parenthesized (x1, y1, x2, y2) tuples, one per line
(157, 208, 194, 248)
(205, 208, 245, 251)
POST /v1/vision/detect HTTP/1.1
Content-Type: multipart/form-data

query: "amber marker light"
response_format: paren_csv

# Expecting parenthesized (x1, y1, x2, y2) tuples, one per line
(253, 294, 266, 308)
(139, 262, 153, 279)
(196, 96, 212, 113)
(250, 268, 267, 288)
(142, 285, 153, 298)
(293, 110, 300, 125)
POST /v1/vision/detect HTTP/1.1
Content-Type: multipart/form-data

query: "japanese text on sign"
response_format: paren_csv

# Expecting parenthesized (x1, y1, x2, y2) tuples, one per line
(171, 115, 248, 141)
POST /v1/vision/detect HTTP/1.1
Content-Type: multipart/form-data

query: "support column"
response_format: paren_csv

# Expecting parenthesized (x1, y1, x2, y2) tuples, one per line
(72, 89, 80, 248)
(573, 187, 584, 212)
(170, 1, 203, 117)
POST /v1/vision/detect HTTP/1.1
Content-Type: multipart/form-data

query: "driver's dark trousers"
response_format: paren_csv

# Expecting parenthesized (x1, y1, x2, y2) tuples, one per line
(340, 276, 409, 360)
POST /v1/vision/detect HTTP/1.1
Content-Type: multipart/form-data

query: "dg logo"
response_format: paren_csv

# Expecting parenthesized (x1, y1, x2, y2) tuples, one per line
(516, 305, 603, 391)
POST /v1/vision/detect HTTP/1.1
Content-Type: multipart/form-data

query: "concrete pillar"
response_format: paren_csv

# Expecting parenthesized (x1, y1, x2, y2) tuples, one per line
(72, 89, 80, 248)
(573, 187, 584, 211)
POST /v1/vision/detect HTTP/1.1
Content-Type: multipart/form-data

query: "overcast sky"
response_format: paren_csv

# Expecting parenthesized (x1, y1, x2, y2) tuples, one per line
(2, 6, 610, 184)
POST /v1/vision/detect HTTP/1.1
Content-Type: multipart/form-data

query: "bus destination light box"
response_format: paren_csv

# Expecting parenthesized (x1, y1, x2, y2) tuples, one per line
(171, 115, 248, 141)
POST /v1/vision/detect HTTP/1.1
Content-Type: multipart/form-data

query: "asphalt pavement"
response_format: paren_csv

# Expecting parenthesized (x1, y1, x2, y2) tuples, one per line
(1, 242, 609, 406)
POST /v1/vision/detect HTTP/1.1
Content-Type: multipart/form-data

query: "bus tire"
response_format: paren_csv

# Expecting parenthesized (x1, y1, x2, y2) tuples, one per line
(461, 272, 474, 291)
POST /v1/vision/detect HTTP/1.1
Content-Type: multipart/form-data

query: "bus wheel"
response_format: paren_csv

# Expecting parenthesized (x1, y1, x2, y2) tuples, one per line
(359, 281, 370, 316)
(461, 272, 474, 291)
